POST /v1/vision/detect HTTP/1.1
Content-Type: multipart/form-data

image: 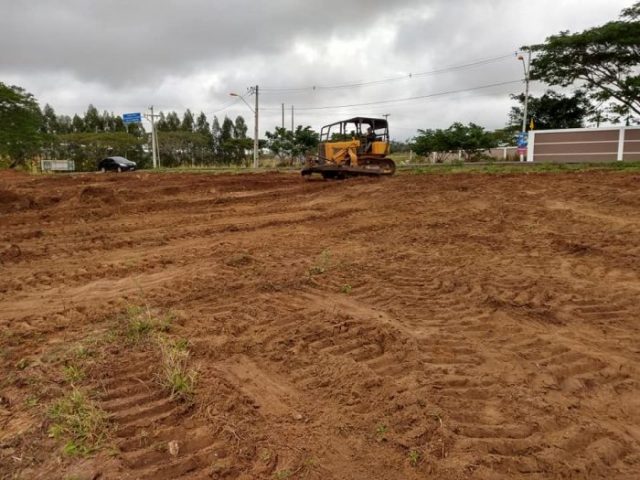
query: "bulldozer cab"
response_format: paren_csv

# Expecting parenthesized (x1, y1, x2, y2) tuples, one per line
(320, 117, 389, 155)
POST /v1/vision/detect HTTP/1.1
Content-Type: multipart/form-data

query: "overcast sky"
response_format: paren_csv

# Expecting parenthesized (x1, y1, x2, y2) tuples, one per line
(0, 0, 631, 140)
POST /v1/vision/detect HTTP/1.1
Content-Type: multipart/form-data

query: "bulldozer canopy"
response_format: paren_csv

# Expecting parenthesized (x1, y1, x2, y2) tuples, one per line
(320, 117, 389, 142)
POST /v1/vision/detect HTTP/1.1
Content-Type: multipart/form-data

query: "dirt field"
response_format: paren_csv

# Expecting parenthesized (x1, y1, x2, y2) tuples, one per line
(1, 169, 639, 479)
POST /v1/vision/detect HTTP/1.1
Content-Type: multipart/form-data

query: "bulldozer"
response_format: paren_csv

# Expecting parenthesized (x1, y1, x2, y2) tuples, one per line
(301, 117, 396, 179)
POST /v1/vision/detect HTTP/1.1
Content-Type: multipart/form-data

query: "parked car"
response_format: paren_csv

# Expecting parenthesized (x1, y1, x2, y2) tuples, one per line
(98, 156, 137, 172)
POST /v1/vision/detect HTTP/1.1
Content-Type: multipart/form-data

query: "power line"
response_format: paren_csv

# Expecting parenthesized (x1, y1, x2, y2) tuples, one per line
(260, 80, 522, 112)
(209, 88, 258, 117)
(209, 97, 240, 115)
(260, 53, 514, 92)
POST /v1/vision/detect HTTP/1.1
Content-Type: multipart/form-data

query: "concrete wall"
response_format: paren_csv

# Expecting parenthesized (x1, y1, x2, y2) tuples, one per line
(527, 127, 640, 163)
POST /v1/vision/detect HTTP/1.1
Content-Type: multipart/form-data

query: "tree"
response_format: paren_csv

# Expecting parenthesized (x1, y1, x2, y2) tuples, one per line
(509, 90, 593, 130)
(411, 128, 451, 161)
(211, 116, 222, 160)
(220, 116, 234, 141)
(57, 115, 72, 134)
(71, 114, 85, 133)
(390, 140, 410, 153)
(214, 116, 253, 164)
(165, 111, 181, 131)
(530, 2, 640, 122)
(0, 82, 44, 168)
(156, 112, 168, 131)
(292, 125, 319, 158)
(411, 123, 497, 162)
(265, 127, 294, 162)
(195, 112, 210, 135)
(181, 109, 195, 132)
(265, 125, 319, 164)
(234, 116, 248, 139)
(41, 104, 59, 134)
(84, 104, 103, 132)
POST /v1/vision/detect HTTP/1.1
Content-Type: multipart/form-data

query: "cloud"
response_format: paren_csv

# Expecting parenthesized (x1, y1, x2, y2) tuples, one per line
(0, 0, 632, 137)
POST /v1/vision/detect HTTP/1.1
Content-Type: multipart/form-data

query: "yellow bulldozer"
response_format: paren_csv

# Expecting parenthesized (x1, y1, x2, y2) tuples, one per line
(301, 117, 396, 179)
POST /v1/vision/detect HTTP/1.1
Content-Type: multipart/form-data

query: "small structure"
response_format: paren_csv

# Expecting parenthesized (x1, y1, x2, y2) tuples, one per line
(40, 159, 75, 172)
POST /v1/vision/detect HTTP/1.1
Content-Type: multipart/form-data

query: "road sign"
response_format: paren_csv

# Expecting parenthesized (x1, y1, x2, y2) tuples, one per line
(517, 132, 528, 148)
(517, 146, 527, 155)
(123, 112, 142, 124)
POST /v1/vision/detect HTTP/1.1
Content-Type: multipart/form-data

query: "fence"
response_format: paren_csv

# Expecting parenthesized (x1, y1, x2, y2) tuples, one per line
(416, 147, 520, 163)
(527, 126, 640, 163)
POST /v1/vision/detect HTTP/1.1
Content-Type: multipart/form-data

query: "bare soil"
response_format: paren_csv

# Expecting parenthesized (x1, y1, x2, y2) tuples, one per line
(1, 170, 639, 479)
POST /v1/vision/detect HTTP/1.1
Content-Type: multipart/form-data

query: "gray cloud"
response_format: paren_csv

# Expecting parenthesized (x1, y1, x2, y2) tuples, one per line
(0, 0, 632, 138)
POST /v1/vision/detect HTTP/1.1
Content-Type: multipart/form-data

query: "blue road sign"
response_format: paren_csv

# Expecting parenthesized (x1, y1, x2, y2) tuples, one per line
(123, 112, 142, 124)
(517, 131, 528, 148)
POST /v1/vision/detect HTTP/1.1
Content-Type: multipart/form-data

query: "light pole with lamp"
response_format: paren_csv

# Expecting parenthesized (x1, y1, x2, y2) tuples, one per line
(230, 86, 259, 169)
(516, 50, 531, 162)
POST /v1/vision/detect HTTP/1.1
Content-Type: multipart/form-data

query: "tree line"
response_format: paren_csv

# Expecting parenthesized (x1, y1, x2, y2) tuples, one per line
(38, 104, 260, 170)
(0, 92, 320, 170)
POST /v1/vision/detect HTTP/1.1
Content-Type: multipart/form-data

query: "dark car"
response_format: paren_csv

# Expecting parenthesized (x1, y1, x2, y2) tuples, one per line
(98, 156, 137, 172)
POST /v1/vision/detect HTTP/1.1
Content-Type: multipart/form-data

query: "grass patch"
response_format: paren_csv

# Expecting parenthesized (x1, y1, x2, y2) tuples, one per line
(408, 449, 422, 467)
(375, 423, 388, 441)
(308, 249, 331, 276)
(15, 358, 30, 370)
(156, 337, 197, 402)
(340, 284, 353, 294)
(273, 470, 292, 479)
(72, 345, 94, 359)
(47, 389, 110, 456)
(124, 305, 174, 343)
(402, 161, 640, 175)
(63, 364, 85, 384)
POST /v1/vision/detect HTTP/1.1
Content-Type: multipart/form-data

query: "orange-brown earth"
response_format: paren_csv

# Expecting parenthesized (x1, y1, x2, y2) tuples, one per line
(1, 170, 639, 479)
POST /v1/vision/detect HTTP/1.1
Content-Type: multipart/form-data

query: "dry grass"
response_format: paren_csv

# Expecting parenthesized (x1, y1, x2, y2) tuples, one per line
(155, 337, 197, 402)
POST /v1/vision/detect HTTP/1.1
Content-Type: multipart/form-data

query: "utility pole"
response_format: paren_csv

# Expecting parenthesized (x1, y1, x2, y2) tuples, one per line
(382, 113, 390, 121)
(291, 105, 294, 132)
(253, 85, 259, 169)
(521, 50, 531, 134)
(146, 106, 161, 169)
(281, 103, 285, 129)
(517, 49, 532, 162)
(150, 106, 156, 169)
(229, 87, 259, 168)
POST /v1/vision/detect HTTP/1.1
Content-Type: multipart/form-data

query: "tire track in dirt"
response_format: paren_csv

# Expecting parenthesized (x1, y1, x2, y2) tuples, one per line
(91, 350, 227, 480)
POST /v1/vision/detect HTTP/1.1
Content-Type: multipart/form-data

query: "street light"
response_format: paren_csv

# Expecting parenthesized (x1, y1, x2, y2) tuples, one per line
(229, 92, 254, 113)
(516, 50, 531, 134)
(230, 86, 259, 169)
(516, 50, 532, 162)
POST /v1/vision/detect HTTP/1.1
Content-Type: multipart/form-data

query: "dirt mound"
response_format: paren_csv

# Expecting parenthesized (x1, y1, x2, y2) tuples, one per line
(0, 188, 34, 213)
(0, 168, 30, 180)
(77, 185, 120, 206)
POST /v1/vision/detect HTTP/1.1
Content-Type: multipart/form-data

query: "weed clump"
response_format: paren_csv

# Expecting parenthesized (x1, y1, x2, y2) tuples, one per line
(340, 284, 353, 294)
(308, 249, 331, 276)
(124, 305, 174, 343)
(63, 364, 85, 384)
(47, 389, 110, 456)
(408, 449, 422, 467)
(156, 338, 197, 402)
